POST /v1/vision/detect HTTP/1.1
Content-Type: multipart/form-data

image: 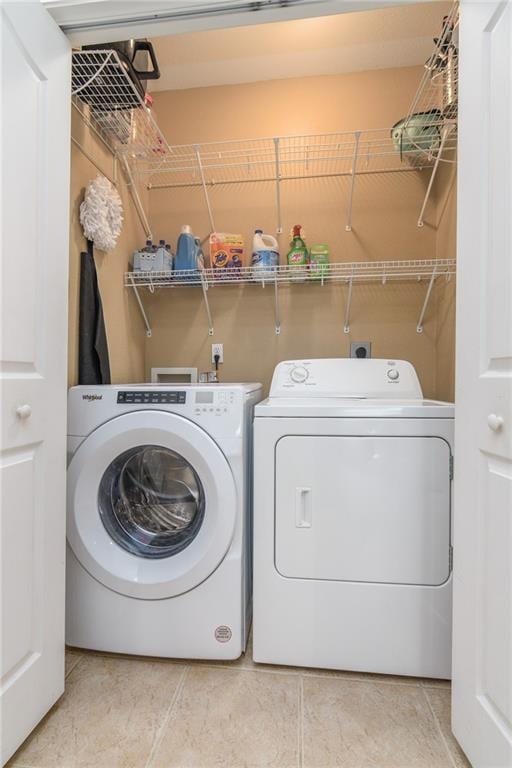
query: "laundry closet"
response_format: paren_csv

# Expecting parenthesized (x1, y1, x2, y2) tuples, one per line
(5, 1, 512, 767)
(68, 2, 457, 398)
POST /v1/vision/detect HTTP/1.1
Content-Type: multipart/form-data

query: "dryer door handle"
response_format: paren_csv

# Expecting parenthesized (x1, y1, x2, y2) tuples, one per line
(295, 487, 312, 528)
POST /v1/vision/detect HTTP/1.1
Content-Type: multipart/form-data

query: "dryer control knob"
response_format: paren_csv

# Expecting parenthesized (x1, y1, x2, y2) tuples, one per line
(387, 369, 399, 381)
(290, 366, 309, 383)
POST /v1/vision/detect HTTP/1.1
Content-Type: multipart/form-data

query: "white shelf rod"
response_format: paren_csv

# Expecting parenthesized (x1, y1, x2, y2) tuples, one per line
(129, 274, 152, 338)
(71, 136, 117, 187)
(417, 125, 455, 228)
(344, 276, 354, 333)
(274, 137, 283, 235)
(147, 165, 423, 191)
(195, 145, 216, 233)
(416, 266, 437, 333)
(274, 275, 281, 335)
(346, 131, 361, 232)
(121, 156, 152, 240)
(200, 272, 214, 336)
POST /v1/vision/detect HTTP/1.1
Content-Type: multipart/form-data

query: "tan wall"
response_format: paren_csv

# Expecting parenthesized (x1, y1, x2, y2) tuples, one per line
(144, 67, 455, 397)
(68, 112, 147, 386)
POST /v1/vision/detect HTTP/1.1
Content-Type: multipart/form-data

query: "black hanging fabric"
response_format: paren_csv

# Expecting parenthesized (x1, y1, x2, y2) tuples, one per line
(78, 240, 111, 385)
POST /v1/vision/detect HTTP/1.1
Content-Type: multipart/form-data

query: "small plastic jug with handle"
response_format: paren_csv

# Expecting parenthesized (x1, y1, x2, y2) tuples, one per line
(251, 230, 279, 278)
(174, 225, 199, 280)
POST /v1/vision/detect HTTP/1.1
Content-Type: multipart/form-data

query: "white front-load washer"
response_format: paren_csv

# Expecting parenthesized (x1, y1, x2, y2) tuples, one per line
(66, 382, 261, 659)
(253, 359, 454, 678)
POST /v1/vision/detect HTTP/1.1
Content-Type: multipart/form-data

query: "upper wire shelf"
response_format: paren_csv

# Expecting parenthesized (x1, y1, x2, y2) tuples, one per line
(71, 49, 171, 161)
(141, 128, 455, 191)
(71, 3, 457, 235)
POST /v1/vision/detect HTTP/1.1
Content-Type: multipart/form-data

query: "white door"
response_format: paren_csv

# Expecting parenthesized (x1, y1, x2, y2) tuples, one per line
(452, 2, 512, 767)
(0, 3, 70, 764)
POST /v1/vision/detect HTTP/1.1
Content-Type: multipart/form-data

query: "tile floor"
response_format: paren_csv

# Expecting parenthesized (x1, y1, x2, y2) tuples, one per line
(9, 637, 471, 768)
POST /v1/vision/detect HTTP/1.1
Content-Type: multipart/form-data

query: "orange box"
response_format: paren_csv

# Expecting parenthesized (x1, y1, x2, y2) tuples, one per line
(209, 233, 245, 278)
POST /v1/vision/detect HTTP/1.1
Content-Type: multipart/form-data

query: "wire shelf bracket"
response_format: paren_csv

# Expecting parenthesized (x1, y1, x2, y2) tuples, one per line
(120, 155, 152, 240)
(417, 123, 455, 227)
(129, 274, 152, 338)
(274, 273, 281, 335)
(200, 272, 215, 336)
(416, 266, 438, 333)
(345, 132, 361, 232)
(195, 145, 216, 234)
(273, 137, 283, 236)
(344, 275, 354, 333)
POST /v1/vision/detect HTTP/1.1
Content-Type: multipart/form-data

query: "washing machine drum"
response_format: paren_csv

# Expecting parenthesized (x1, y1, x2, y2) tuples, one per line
(99, 445, 205, 560)
(67, 410, 237, 599)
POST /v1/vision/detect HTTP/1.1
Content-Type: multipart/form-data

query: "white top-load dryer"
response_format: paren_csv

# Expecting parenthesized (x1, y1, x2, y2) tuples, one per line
(253, 359, 454, 678)
(67, 382, 261, 660)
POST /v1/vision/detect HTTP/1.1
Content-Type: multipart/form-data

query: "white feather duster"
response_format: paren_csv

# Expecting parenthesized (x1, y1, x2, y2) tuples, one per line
(80, 175, 123, 252)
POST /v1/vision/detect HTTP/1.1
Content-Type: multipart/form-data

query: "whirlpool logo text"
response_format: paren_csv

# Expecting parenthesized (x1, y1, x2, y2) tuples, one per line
(82, 394, 103, 402)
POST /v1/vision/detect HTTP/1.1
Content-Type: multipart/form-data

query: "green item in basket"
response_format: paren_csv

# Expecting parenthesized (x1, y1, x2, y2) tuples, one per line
(309, 244, 329, 279)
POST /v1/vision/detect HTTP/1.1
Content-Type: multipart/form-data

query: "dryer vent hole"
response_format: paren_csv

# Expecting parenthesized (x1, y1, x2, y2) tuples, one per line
(215, 625, 232, 643)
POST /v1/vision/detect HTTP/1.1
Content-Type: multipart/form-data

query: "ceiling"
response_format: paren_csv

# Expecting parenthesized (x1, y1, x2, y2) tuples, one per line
(149, 1, 452, 92)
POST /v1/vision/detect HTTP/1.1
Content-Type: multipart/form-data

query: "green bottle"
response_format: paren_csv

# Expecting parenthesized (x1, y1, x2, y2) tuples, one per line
(286, 225, 308, 281)
(309, 244, 330, 280)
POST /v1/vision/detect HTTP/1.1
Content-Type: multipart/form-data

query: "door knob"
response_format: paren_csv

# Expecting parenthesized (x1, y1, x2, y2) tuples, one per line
(487, 413, 504, 432)
(16, 404, 32, 420)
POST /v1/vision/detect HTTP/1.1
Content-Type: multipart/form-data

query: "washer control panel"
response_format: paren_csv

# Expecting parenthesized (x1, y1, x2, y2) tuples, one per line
(193, 388, 235, 415)
(117, 390, 186, 405)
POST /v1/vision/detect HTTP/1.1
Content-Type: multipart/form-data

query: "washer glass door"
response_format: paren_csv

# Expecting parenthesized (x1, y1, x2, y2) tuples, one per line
(67, 410, 237, 599)
(98, 445, 205, 559)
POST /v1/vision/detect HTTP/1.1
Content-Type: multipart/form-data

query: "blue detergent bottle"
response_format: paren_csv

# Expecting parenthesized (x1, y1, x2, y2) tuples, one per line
(174, 225, 198, 280)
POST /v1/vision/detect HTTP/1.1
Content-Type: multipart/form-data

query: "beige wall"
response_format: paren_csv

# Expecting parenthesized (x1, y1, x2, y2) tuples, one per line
(68, 112, 147, 386)
(143, 67, 456, 397)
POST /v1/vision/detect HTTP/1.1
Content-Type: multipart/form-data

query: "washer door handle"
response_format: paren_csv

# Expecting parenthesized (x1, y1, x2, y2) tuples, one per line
(295, 487, 312, 528)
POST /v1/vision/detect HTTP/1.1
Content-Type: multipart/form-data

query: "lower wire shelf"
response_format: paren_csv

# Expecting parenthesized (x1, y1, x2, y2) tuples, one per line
(125, 258, 456, 337)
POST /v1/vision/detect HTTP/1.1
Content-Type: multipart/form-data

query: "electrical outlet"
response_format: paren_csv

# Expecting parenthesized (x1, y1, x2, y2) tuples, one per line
(350, 341, 372, 359)
(212, 343, 224, 364)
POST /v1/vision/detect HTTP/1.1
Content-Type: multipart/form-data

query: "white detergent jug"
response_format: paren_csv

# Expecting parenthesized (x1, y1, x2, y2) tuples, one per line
(251, 230, 279, 278)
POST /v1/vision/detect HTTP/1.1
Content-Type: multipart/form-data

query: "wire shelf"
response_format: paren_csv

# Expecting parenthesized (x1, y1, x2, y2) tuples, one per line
(143, 129, 441, 191)
(401, 0, 459, 163)
(125, 259, 456, 288)
(71, 49, 171, 161)
(125, 258, 456, 338)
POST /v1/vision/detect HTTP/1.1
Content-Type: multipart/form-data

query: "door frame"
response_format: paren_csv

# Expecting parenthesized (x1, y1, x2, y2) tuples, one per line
(43, 0, 427, 46)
